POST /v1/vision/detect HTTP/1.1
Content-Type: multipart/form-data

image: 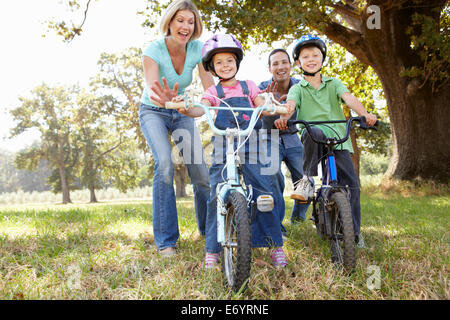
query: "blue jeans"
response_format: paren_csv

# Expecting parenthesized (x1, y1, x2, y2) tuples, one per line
(139, 104, 210, 250)
(265, 134, 309, 227)
(279, 143, 310, 223)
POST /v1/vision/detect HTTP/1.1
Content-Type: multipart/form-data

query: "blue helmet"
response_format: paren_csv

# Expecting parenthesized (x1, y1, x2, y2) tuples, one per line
(292, 35, 327, 62)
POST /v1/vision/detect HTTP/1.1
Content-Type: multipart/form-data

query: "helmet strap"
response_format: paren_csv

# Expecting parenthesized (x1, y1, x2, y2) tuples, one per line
(302, 67, 322, 77)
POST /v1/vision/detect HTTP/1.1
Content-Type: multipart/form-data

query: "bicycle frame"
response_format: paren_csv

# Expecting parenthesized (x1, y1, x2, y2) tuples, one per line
(288, 117, 377, 238)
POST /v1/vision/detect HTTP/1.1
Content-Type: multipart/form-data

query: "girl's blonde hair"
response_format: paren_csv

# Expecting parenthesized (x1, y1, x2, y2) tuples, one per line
(160, 0, 203, 41)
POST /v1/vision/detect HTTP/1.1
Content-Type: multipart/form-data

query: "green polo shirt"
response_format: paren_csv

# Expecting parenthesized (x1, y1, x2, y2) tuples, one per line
(286, 75, 353, 153)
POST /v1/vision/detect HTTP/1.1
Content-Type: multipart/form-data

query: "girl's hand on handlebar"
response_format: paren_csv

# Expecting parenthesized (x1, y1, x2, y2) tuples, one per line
(150, 77, 179, 107)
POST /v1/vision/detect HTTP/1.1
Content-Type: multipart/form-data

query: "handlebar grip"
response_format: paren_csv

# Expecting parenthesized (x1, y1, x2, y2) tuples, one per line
(369, 120, 379, 131)
(165, 101, 187, 109)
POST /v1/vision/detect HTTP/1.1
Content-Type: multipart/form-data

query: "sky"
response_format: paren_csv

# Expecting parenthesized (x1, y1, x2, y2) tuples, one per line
(0, 0, 274, 153)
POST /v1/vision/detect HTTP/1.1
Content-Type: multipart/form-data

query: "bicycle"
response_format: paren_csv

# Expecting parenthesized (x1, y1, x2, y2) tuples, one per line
(166, 91, 288, 291)
(287, 117, 377, 271)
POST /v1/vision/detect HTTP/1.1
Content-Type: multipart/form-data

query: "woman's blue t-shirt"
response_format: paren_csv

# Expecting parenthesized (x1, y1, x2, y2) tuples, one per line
(140, 38, 203, 107)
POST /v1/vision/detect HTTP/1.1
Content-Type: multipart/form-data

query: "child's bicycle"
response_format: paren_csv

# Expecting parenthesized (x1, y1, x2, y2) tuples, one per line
(166, 92, 288, 291)
(287, 117, 377, 271)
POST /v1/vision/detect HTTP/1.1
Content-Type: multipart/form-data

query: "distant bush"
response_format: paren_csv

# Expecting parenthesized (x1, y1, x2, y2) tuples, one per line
(360, 152, 389, 175)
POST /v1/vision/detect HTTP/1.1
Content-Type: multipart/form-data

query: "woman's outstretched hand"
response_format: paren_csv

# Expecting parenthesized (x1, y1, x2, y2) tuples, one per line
(150, 77, 179, 107)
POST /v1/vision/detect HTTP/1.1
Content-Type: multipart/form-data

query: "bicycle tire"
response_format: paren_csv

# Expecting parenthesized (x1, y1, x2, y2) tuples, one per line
(222, 192, 252, 292)
(313, 197, 326, 239)
(328, 191, 356, 271)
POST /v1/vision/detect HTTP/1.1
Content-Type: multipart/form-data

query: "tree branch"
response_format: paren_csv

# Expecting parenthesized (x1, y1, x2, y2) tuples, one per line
(331, 2, 363, 32)
(322, 21, 370, 65)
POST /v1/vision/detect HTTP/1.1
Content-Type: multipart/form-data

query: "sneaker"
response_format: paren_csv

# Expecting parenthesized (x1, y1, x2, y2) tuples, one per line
(204, 252, 220, 269)
(356, 234, 366, 249)
(159, 247, 176, 257)
(291, 176, 314, 202)
(271, 248, 287, 268)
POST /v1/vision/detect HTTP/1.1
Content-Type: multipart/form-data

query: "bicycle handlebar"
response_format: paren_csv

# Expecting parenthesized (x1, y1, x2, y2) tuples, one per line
(165, 92, 288, 136)
(287, 117, 378, 146)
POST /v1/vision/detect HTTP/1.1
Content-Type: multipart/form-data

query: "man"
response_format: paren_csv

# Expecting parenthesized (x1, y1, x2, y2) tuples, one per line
(258, 48, 310, 230)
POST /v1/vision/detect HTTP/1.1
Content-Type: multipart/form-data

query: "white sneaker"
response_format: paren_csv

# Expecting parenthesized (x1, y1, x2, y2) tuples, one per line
(291, 176, 314, 202)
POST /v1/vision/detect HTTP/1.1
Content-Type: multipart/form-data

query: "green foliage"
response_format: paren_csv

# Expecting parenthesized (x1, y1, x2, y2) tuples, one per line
(360, 152, 389, 175)
(0, 149, 51, 194)
(90, 47, 147, 150)
(45, 0, 97, 42)
(401, 5, 450, 93)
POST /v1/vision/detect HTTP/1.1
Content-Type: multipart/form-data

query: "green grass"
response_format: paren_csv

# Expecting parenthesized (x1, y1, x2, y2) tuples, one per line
(0, 193, 448, 300)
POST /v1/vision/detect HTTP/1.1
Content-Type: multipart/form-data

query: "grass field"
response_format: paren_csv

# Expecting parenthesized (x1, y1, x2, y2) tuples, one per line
(0, 184, 448, 300)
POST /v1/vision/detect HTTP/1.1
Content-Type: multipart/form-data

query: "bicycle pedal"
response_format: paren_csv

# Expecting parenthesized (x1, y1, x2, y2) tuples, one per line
(256, 195, 274, 212)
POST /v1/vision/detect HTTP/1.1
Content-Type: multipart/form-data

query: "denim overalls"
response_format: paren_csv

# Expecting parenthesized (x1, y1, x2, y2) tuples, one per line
(205, 81, 283, 254)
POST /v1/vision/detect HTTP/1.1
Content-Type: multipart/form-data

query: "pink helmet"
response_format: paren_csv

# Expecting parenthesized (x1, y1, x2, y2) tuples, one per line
(202, 34, 244, 72)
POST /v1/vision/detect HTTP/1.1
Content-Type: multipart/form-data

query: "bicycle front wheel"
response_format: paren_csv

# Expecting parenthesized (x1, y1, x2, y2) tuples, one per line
(222, 192, 251, 292)
(328, 191, 356, 272)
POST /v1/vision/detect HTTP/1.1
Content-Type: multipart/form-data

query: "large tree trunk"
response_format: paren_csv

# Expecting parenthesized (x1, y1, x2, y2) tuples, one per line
(366, 5, 450, 182)
(326, 1, 450, 182)
(377, 71, 450, 181)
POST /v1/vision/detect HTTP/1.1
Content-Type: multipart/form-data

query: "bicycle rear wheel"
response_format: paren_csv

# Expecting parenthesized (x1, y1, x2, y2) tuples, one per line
(222, 192, 252, 292)
(328, 191, 356, 271)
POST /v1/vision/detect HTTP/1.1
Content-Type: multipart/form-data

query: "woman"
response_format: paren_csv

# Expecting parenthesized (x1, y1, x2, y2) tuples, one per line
(139, 0, 214, 257)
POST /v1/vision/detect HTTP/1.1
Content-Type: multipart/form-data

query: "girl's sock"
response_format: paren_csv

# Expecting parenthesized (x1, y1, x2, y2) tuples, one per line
(205, 252, 220, 269)
(271, 247, 287, 267)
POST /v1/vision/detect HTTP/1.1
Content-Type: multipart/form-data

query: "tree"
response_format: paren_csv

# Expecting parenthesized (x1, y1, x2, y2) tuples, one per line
(72, 89, 140, 202)
(143, 0, 449, 182)
(47, 1, 450, 182)
(10, 84, 80, 203)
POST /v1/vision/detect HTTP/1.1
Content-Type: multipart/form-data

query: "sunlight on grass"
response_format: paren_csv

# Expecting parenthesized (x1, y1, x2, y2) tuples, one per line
(0, 190, 448, 300)
(0, 222, 37, 239)
(106, 221, 150, 240)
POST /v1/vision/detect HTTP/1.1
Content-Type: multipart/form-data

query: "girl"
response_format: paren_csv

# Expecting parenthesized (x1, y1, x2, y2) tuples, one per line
(178, 34, 287, 268)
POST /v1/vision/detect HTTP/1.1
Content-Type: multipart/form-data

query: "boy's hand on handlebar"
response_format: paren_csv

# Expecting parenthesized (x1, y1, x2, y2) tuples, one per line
(274, 118, 289, 131)
(365, 113, 377, 126)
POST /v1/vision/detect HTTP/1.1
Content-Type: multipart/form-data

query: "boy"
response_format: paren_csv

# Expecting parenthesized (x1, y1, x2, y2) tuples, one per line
(275, 35, 377, 247)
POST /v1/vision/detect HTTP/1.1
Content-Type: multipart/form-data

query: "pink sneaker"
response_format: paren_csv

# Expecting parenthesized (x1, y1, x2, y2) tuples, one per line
(271, 248, 287, 268)
(204, 253, 220, 269)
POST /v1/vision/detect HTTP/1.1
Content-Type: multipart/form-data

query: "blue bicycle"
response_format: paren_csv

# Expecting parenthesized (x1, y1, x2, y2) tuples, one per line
(288, 117, 377, 271)
(167, 92, 287, 291)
